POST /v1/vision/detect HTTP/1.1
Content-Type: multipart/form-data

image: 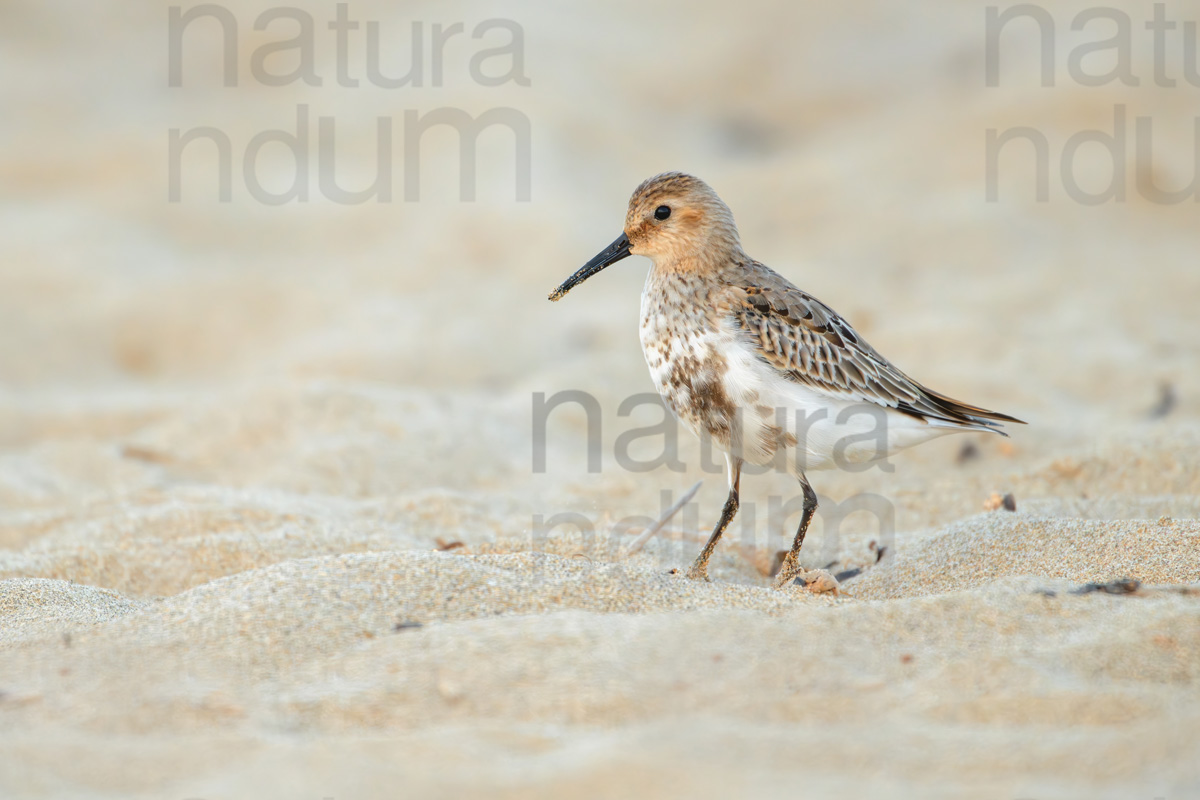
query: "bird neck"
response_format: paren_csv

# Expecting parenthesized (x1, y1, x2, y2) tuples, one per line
(650, 240, 747, 281)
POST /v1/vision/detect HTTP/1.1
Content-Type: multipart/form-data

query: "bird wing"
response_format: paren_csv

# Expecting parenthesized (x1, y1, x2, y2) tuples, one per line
(725, 261, 1022, 431)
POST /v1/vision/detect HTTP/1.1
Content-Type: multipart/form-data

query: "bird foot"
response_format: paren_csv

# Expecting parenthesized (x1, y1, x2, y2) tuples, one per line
(773, 569, 799, 590)
(684, 563, 711, 582)
(773, 555, 802, 589)
(775, 567, 842, 595)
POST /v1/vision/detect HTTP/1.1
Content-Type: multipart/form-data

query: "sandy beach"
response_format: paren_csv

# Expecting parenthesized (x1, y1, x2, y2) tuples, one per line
(2, 0, 1199, 797)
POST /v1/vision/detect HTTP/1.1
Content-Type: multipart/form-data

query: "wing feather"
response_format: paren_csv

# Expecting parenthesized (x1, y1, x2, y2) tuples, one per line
(725, 261, 1023, 432)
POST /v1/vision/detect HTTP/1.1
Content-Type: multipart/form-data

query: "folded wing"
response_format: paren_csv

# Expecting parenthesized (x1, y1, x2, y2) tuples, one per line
(726, 261, 1024, 433)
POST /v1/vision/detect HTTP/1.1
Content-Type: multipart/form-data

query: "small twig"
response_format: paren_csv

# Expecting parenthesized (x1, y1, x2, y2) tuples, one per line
(1070, 578, 1140, 595)
(623, 481, 703, 557)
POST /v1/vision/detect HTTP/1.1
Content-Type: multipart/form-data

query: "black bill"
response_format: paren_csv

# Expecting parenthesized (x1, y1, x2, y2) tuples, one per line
(548, 232, 632, 301)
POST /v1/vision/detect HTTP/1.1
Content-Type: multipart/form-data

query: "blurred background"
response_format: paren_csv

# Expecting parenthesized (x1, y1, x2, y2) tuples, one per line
(1, 0, 1198, 582)
(3, 2, 1200, 797)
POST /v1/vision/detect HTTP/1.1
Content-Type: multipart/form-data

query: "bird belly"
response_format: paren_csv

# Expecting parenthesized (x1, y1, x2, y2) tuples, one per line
(717, 335, 960, 473)
(639, 290, 962, 475)
(640, 321, 740, 451)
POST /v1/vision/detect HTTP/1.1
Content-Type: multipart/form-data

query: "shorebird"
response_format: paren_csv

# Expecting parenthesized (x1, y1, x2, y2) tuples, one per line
(548, 173, 1023, 589)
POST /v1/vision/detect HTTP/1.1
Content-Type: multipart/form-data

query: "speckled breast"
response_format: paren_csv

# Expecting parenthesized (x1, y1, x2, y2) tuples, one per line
(638, 271, 738, 449)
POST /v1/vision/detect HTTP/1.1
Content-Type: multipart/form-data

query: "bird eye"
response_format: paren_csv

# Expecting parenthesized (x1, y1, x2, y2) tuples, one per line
(654, 205, 671, 221)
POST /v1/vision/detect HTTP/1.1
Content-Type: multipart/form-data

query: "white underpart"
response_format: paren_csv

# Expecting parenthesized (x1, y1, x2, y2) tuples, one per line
(640, 304, 961, 476)
(715, 318, 960, 472)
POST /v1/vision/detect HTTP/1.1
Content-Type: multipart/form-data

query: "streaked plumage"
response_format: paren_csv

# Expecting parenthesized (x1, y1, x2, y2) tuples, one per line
(551, 172, 1023, 588)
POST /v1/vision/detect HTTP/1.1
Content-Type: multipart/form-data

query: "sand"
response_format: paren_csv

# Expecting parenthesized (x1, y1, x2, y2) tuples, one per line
(3, 0, 1200, 797)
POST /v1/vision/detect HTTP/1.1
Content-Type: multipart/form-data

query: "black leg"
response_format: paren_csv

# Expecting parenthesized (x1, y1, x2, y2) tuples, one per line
(685, 457, 742, 581)
(774, 476, 818, 589)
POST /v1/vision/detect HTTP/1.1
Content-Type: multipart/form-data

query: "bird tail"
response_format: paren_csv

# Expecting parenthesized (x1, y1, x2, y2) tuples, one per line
(914, 387, 1026, 436)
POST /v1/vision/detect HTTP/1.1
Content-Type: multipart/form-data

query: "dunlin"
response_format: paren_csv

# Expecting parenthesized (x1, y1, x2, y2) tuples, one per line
(549, 173, 1023, 588)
